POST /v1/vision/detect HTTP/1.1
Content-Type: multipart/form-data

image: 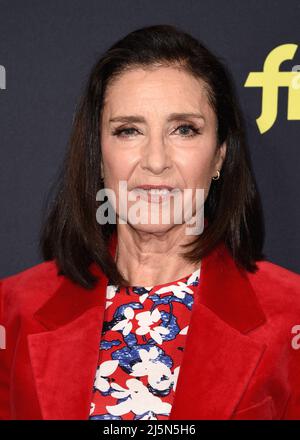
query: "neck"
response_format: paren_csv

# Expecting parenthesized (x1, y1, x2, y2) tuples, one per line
(114, 224, 201, 286)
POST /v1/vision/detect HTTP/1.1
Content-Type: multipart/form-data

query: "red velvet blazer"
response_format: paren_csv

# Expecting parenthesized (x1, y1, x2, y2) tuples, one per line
(1, 235, 300, 420)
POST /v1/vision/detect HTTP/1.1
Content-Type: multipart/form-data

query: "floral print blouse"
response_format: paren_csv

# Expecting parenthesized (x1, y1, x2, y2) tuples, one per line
(89, 263, 201, 420)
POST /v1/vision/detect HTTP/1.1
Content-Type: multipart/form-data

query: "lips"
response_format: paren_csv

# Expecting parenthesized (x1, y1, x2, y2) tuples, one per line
(132, 185, 180, 203)
(134, 184, 176, 191)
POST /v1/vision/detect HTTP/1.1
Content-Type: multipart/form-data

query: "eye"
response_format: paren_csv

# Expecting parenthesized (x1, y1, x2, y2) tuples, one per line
(111, 123, 202, 138)
(173, 124, 202, 138)
(112, 127, 140, 138)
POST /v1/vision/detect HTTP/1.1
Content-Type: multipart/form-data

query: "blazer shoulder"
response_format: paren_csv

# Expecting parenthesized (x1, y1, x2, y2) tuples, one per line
(246, 258, 300, 315)
(0, 260, 61, 317)
(250, 259, 300, 287)
(1, 260, 59, 289)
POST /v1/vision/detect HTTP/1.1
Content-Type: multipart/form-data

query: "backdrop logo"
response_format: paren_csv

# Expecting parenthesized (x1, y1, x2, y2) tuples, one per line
(244, 44, 300, 134)
(0, 65, 6, 90)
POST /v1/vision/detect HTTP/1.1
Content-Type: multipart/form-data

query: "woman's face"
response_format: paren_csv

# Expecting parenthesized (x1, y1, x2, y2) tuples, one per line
(100, 66, 226, 234)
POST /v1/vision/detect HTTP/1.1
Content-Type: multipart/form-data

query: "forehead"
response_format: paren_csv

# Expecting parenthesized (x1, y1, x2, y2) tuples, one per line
(102, 66, 215, 120)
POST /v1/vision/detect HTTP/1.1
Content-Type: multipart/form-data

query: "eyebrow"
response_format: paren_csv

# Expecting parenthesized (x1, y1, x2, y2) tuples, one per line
(109, 112, 206, 124)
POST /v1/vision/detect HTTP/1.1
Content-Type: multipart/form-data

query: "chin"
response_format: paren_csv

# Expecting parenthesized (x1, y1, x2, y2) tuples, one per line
(128, 222, 176, 235)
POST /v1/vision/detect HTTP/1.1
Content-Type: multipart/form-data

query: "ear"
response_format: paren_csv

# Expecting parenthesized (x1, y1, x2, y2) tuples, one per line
(214, 141, 227, 171)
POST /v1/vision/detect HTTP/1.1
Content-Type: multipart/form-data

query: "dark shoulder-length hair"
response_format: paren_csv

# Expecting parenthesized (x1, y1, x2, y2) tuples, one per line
(39, 24, 265, 289)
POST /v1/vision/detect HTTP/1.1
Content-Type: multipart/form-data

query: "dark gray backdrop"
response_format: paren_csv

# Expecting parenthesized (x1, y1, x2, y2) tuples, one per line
(1, 0, 299, 277)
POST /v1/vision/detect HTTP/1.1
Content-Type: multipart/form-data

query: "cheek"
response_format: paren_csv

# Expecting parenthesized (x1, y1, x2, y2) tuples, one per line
(180, 151, 214, 188)
(101, 145, 133, 184)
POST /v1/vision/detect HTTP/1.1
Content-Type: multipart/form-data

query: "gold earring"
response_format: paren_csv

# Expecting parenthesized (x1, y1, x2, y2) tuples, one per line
(212, 170, 220, 180)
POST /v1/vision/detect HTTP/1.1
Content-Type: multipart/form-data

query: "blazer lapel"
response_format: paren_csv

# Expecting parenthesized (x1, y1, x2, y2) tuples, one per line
(28, 232, 267, 420)
(169, 242, 267, 419)
(28, 305, 105, 419)
(27, 234, 118, 420)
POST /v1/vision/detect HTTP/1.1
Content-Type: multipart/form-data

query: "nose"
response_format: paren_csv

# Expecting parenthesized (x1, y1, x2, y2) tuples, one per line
(140, 133, 172, 175)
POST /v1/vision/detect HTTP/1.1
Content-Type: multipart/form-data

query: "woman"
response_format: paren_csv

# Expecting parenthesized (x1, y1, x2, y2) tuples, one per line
(1, 24, 300, 421)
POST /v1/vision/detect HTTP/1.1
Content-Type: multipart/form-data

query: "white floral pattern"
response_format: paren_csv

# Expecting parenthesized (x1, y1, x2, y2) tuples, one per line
(89, 263, 201, 420)
(110, 306, 135, 336)
(135, 309, 170, 344)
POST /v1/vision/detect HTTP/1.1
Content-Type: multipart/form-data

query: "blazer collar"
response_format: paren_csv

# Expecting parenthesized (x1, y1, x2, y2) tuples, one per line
(34, 230, 266, 334)
(28, 231, 267, 420)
